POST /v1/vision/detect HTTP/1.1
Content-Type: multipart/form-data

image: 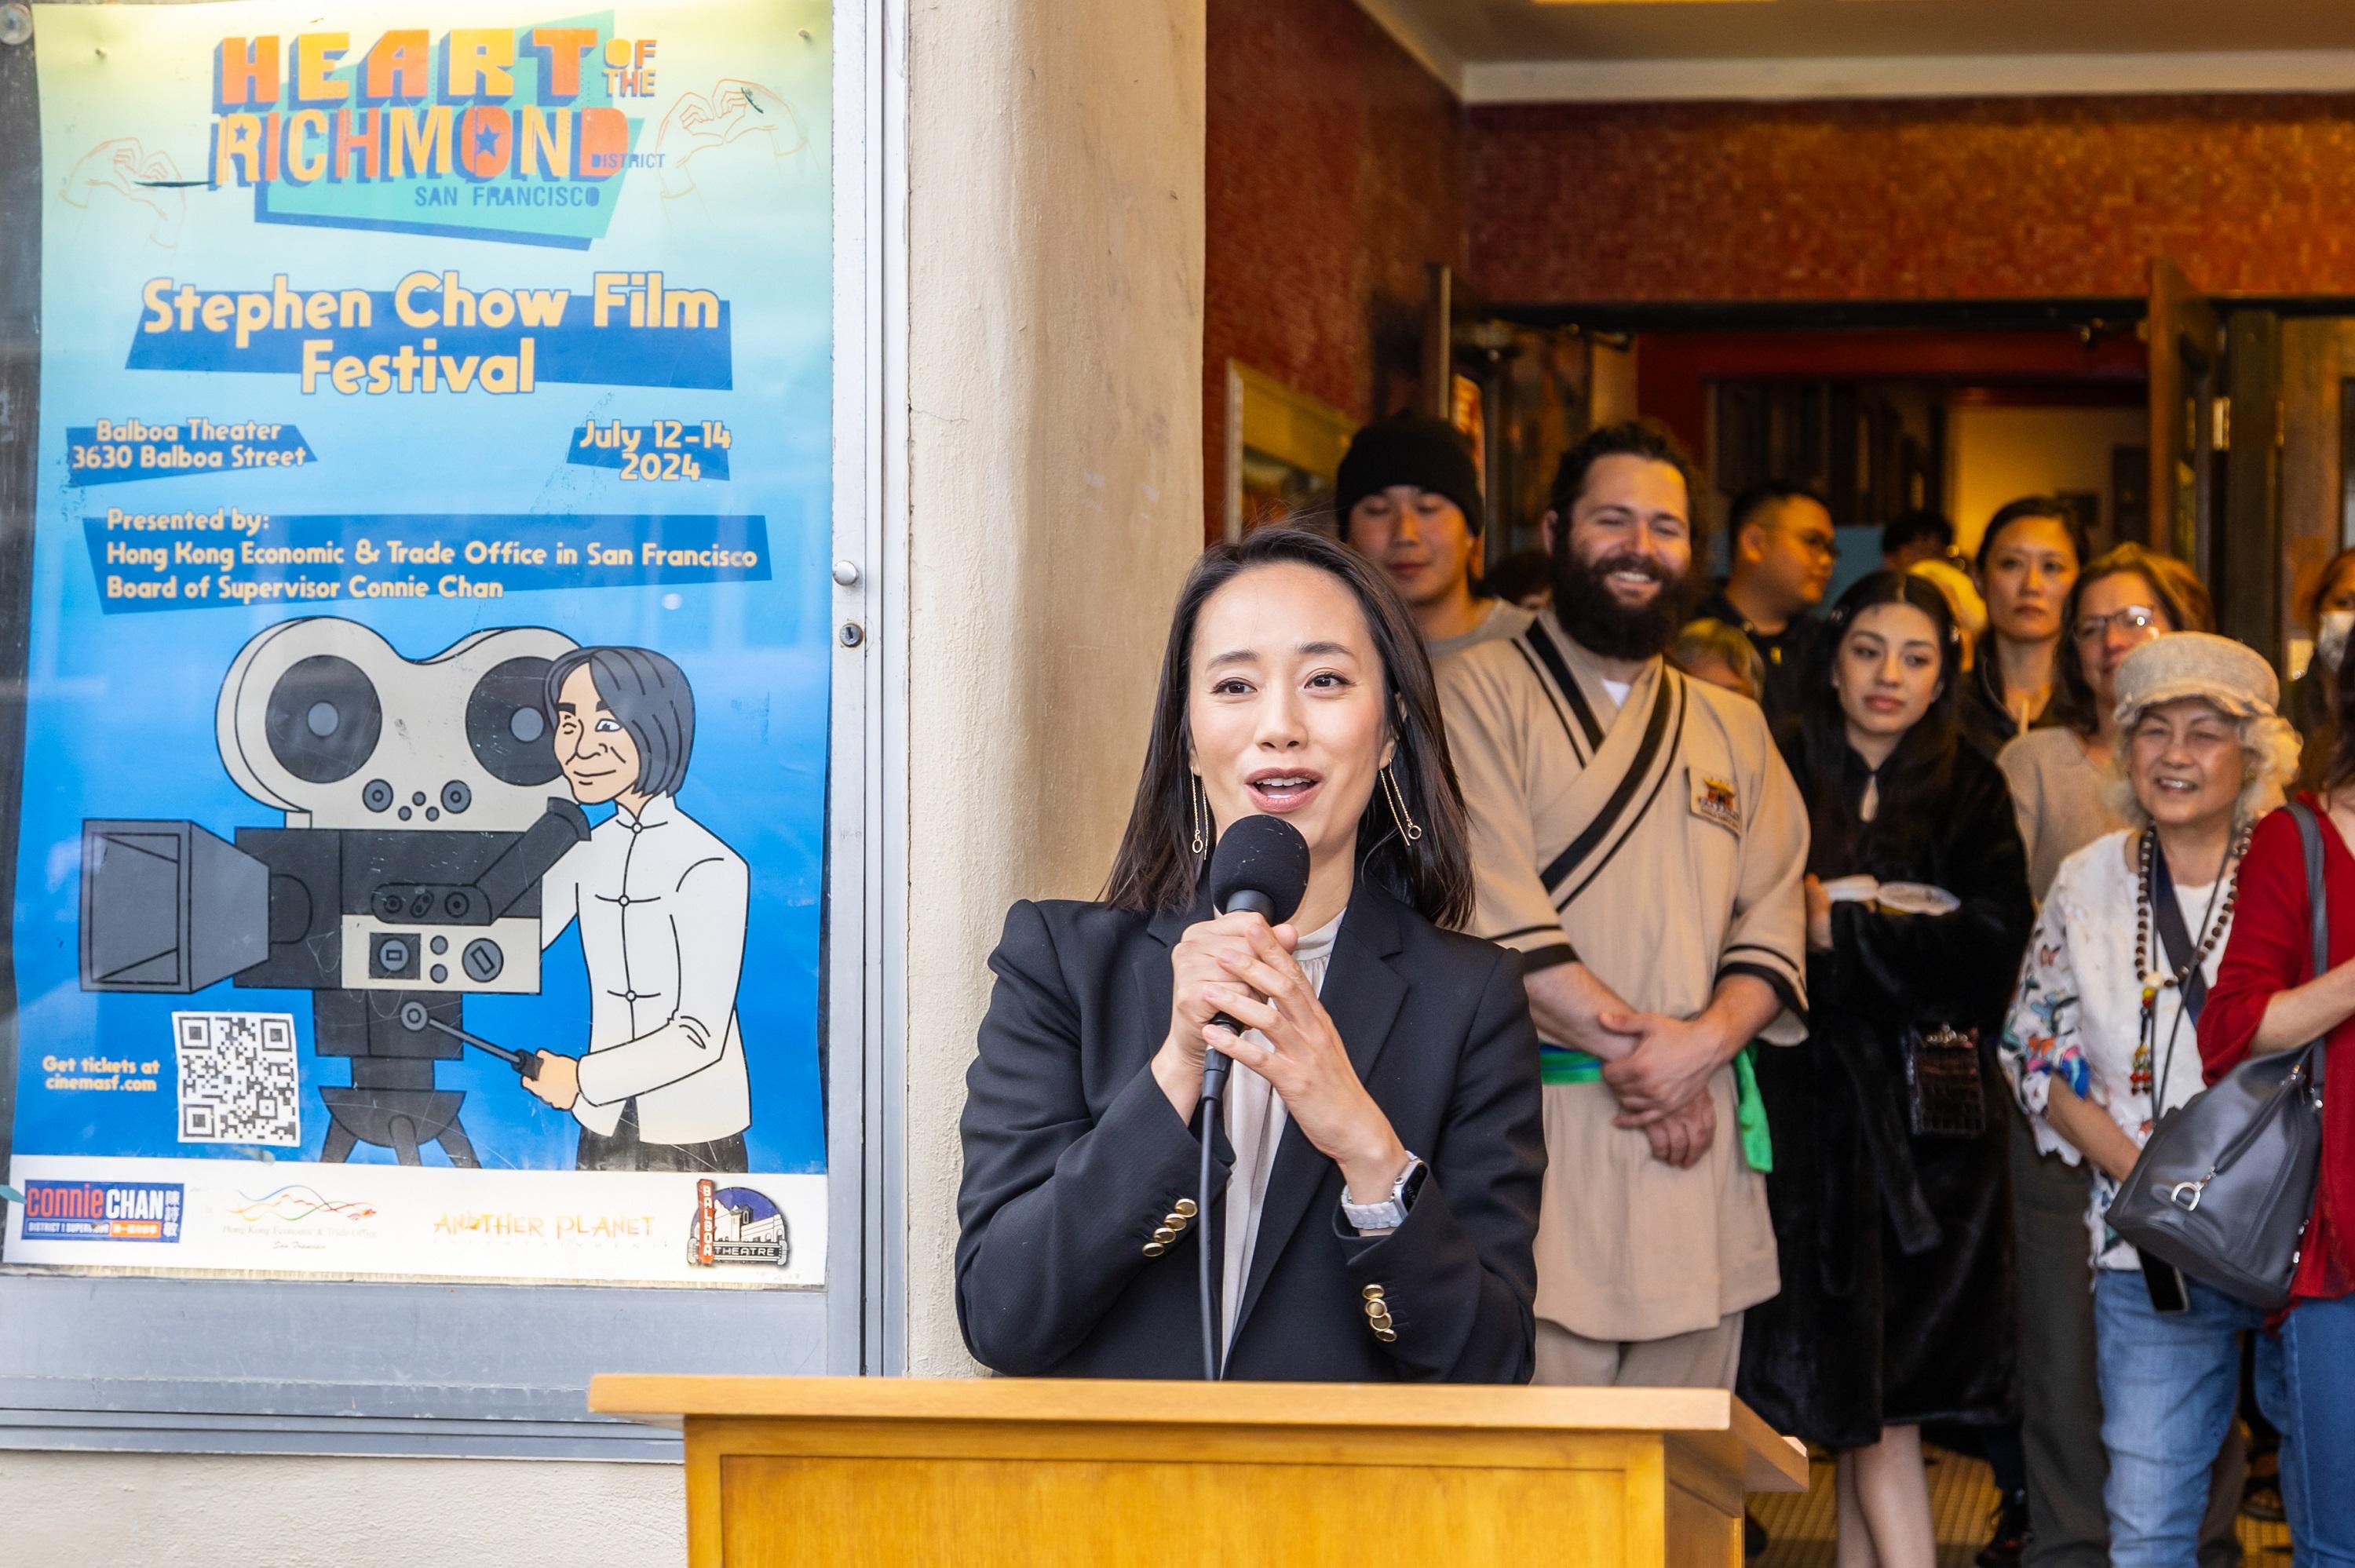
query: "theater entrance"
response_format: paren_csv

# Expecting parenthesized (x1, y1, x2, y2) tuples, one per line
(1432, 259, 2355, 675)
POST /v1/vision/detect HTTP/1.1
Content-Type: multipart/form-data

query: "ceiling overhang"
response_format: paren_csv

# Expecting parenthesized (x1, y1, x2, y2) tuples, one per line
(1466, 49, 2355, 104)
(1354, 0, 2355, 104)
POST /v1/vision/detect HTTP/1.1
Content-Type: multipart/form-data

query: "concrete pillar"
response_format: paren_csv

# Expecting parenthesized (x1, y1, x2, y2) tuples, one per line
(900, 0, 1209, 1374)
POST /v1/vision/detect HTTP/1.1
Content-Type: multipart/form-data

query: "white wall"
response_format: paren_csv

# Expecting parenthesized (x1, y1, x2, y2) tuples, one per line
(0, 1453, 681, 1568)
(900, 0, 1209, 1376)
(1946, 403, 2146, 554)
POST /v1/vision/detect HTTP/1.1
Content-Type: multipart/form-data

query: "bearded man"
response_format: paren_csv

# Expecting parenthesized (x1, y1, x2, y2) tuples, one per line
(1437, 420, 1810, 1387)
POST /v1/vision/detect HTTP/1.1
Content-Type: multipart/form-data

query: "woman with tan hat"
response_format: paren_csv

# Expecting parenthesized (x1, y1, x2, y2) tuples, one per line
(2000, 633, 2299, 1567)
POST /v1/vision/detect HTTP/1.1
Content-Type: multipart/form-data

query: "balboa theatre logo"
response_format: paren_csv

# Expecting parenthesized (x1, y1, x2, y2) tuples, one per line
(688, 1179, 789, 1268)
(206, 24, 658, 249)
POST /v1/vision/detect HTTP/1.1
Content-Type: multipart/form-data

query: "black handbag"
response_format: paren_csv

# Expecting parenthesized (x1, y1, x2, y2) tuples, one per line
(1903, 1025, 1986, 1139)
(2110, 803, 2332, 1311)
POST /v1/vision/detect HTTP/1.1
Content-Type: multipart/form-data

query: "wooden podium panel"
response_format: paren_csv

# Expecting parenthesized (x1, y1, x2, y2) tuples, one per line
(592, 1376, 1806, 1568)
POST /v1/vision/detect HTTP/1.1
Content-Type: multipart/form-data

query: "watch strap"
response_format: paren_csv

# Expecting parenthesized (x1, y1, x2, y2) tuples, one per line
(1341, 1154, 1424, 1231)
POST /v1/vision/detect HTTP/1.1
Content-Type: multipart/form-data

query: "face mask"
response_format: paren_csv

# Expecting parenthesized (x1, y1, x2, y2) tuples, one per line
(2320, 609, 2354, 674)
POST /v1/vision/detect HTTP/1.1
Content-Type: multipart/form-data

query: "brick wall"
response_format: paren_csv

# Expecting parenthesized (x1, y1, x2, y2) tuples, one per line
(1203, 0, 1467, 538)
(1468, 95, 2355, 303)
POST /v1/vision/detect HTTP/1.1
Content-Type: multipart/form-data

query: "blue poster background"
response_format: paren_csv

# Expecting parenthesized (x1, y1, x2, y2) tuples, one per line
(16, 4, 832, 1179)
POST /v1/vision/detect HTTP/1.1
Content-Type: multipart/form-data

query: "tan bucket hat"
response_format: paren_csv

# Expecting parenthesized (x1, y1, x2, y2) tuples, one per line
(2112, 632, 2280, 725)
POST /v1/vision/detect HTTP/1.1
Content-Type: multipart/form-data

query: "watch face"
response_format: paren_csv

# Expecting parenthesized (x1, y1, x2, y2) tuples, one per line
(1400, 1158, 1429, 1208)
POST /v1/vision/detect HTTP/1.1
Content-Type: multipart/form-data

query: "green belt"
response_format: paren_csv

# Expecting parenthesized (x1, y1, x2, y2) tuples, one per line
(1538, 1044, 1773, 1174)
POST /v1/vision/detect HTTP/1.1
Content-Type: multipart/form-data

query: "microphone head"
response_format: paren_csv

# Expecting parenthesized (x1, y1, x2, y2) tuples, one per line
(1205, 814, 1312, 925)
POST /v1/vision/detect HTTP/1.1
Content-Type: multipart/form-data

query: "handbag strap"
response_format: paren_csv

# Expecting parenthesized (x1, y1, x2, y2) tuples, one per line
(2151, 841, 2228, 1116)
(2150, 844, 2211, 1024)
(2290, 801, 2331, 1089)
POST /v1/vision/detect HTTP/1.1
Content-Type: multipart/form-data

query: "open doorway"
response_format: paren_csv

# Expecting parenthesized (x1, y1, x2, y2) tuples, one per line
(1440, 268, 2355, 675)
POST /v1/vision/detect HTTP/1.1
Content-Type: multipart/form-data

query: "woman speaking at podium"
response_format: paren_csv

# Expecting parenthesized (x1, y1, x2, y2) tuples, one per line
(955, 527, 1544, 1382)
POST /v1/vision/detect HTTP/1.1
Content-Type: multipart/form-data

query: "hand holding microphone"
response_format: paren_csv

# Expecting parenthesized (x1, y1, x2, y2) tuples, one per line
(1152, 815, 1313, 1118)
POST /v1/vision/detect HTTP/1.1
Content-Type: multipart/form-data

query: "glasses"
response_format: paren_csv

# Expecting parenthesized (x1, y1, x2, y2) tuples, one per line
(2072, 605, 2164, 644)
(1766, 525, 1839, 562)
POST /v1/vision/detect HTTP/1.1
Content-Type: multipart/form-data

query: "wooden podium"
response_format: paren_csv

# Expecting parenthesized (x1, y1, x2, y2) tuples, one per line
(591, 1375, 1806, 1566)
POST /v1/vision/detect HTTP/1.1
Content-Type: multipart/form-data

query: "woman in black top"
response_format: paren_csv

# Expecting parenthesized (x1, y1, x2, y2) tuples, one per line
(1961, 497, 2084, 760)
(955, 526, 1544, 1382)
(1738, 571, 2034, 1562)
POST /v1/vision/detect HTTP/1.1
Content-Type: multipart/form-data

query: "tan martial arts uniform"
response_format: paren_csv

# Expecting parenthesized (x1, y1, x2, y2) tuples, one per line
(1437, 611, 1810, 1387)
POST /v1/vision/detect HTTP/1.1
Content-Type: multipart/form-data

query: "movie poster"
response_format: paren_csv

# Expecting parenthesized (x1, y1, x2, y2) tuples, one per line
(3, 2, 831, 1286)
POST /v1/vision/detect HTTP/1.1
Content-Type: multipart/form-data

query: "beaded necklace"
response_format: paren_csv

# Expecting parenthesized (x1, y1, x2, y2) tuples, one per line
(2130, 826, 2246, 1096)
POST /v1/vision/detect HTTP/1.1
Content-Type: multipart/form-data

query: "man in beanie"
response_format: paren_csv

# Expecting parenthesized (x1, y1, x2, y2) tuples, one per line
(1336, 412, 1532, 660)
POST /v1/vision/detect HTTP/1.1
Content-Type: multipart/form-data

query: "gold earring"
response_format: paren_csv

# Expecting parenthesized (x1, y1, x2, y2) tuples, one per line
(1380, 764, 1422, 842)
(1189, 774, 1209, 855)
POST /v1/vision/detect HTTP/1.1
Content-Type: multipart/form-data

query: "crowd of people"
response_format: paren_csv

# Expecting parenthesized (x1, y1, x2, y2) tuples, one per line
(954, 408, 2355, 1568)
(1331, 412, 2355, 1566)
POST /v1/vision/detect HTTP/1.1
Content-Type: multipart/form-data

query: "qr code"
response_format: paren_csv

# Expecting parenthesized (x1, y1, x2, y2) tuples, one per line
(172, 1012, 301, 1147)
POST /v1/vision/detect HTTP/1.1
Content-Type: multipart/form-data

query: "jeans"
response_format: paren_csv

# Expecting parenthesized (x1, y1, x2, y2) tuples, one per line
(2094, 1268, 2261, 1568)
(2256, 1290, 2355, 1565)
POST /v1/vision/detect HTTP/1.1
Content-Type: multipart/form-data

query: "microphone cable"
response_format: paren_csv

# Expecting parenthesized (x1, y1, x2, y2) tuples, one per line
(1198, 1049, 1226, 1382)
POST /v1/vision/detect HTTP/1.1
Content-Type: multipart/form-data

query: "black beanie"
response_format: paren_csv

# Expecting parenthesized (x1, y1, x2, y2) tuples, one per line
(1334, 413, 1484, 538)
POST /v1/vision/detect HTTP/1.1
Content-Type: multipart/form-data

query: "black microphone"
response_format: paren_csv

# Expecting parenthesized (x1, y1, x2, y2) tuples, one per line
(1193, 813, 1309, 1382)
(1199, 814, 1313, 1103)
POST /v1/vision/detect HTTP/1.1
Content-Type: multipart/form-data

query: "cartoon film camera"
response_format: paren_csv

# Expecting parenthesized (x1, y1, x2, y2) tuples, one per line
(78, 617, 589, 1165)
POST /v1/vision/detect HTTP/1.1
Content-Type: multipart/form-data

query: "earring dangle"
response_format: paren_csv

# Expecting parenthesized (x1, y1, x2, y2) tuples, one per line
(1381, 764, 1422, 842)
(1189, 775, 1208, 855)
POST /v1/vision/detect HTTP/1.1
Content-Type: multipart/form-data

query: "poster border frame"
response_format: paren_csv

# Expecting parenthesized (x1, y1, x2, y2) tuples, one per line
(0, 0, 899, 1457)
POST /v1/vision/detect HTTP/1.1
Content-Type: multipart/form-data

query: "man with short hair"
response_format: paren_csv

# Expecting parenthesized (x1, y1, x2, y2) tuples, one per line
(1696, 482, 1835, 724)
(1438, 421, 1809, 1388)
(1336, 411, 1532, 660)
(1882, 508, 1955, 572)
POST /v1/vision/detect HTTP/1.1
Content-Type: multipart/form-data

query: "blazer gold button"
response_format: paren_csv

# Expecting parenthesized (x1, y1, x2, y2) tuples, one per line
(1364, 1298, 1389, 1319)
(1142, 1241, 1166, 1258)
(1375, 1328, 1397, 1343)
(1361, 1283, 1385, 1301)
(1152, 1227, 1176, 1245)
(1174, 1198, 1199, 1219)
(1164, 1213, 1188, 1231)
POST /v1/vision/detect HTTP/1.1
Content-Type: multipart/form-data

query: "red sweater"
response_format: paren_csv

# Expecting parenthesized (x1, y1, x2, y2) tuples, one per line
(2199, 797, 2355, 1303)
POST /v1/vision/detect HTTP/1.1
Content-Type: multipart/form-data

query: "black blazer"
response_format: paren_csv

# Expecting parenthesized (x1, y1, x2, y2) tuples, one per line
(955, 876, 1545, 1382)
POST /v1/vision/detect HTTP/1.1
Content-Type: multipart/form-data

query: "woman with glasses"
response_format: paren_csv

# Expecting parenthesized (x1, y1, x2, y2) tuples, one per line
(2002, 546, 2215, 903)
(1994, 543, 2220, 1568)
(1963, 498, 2087, 762)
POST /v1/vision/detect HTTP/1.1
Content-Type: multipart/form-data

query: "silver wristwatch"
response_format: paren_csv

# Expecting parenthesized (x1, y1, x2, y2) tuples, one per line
(1341, 1154, 1426, 1231)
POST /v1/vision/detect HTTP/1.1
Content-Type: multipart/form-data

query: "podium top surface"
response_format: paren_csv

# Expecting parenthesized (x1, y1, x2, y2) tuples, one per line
(591, 1374, 1808, 1490)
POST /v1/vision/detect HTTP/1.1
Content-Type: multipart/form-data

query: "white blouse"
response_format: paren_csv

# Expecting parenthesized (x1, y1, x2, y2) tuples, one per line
(1221, 911, 1342, 1348)
(1998, 830, 2230, 1271)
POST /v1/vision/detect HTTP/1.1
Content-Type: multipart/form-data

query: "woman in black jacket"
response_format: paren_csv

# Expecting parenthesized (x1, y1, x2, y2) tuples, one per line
(1737, 571, 2033, 1563)
(955, 526, 1545, 1382)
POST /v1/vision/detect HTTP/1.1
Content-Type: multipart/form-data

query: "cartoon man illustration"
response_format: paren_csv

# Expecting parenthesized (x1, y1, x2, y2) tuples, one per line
(525, 647, 753, 1173)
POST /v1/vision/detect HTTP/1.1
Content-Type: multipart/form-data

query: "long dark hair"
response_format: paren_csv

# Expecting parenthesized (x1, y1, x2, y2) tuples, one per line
(1101, 527, 1475, 928)
(2049, 544, 2214, 736)
(1791, 570, 1964, 874)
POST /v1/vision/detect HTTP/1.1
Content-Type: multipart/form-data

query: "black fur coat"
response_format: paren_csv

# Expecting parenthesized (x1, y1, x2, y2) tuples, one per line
(1736, 741, 2032, 1450)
